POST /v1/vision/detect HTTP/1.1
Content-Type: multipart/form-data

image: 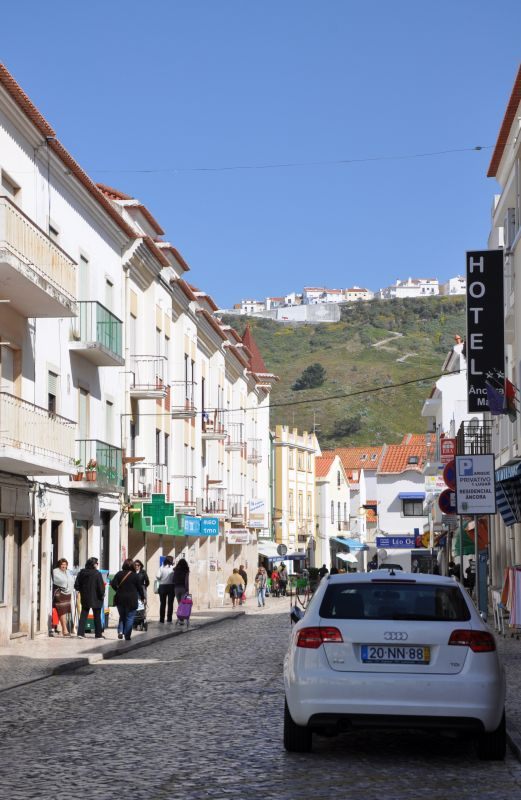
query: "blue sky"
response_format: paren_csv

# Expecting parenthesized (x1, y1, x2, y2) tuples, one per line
(2, 1, 520, 306)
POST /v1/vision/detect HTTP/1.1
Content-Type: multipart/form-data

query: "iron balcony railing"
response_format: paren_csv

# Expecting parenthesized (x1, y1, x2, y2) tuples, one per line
(75, 439, 123, 490)
(71, 301, 123, 361)
(205, 486, 226, 514)
(171, 475, 196, 506)
(225, 423, 245, 451)
(129, 355, 167, 397)
(202, 408, 227, 438)
(128, 462, 170, 500)
(228, 493, 245, 520)
(170, 381, 197, 418)
(456, 420, 493, 455)
(247, 439, 262, 464)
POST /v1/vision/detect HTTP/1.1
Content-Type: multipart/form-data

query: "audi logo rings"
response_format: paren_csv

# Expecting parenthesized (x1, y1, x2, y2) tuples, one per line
(384, 631, 408, 641)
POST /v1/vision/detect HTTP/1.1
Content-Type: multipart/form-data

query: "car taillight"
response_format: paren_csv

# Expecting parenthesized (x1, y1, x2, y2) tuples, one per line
(448, 629, 496, 652)
(296, 627, 343, 649)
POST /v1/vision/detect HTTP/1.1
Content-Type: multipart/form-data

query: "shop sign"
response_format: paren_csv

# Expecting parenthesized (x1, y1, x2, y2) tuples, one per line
(182, 516, 220, 536)
(226, 530, 251, 544)
(249, 498, 266, 528)
(466, 250, 504, 412)
(440, 438, 457, 464)
(376, 535, 415, 548)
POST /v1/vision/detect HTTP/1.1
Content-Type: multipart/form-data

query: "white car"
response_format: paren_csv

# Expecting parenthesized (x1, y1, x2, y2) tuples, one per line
(284, 570, 506, 759)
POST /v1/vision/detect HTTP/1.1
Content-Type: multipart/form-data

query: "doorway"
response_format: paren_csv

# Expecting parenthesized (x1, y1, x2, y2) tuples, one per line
(11, 521, 23, 633)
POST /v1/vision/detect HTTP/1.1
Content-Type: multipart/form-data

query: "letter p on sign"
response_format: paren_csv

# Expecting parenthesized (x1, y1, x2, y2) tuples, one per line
(459, 458, 474, 476)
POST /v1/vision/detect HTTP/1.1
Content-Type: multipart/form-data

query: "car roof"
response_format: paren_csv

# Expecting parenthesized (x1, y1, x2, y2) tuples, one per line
(325, 570, 457, 586)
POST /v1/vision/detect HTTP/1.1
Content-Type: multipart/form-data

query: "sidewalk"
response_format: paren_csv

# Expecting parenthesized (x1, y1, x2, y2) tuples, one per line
(0, 595, 288, 693)
(496, 633, 521, 759)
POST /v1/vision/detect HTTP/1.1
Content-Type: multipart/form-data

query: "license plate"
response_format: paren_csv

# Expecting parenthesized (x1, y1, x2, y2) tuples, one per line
(361, 644, 430, 664)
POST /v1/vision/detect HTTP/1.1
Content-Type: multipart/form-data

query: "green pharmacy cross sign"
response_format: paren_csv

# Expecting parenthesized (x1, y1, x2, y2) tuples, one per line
(131, 493, 183, 536)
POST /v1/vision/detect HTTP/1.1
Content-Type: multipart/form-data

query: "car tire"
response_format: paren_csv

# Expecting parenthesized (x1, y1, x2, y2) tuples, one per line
(477, 711, 506, 761)
(284, 699, 312, 753)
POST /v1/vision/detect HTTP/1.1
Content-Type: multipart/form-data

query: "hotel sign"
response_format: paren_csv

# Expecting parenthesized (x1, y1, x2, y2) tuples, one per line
(466, 250, 504, 412)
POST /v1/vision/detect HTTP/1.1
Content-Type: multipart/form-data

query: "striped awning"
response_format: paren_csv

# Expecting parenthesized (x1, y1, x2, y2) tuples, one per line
(495, 480, 521, 527)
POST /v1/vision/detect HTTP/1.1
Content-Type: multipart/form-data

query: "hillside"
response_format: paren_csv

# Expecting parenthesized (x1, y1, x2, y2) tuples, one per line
(222, 296, 466, 447)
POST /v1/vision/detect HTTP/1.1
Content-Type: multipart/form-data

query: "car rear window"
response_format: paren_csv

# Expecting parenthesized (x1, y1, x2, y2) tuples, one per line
(319, 582, 471, 621)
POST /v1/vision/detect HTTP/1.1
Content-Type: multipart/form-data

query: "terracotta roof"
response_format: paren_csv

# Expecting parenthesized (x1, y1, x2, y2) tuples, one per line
(378, 444, 426, 474)
(0, 65, 136, 240)
(143, 235, 170, 267)
(488, 64, 521, 178)
(242, 324, 268, 374)
(196, 308, 227, 340)
(228, 345, 249, 368)
(96, 183, 132, 201)
(401, 433, 427, 446)
(135, 204, 164, 235)
(159, 245, 190, 272)
(346, 287, 368, 292)
(315, 454, 336, 478)
(190, 289, 219, 311)
(172, 278, 198, 302)
(335, 447, 384, 471)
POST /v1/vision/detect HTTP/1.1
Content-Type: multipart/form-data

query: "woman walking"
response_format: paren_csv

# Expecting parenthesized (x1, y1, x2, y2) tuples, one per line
(134, 560, 150, 593)
(110, 559, 145, 640)
(156, 555, 175, 623)
(52, 558, 74, 636)
(225, 568, 245, 608)
(254, 566, 267, 607)
(172, 558, 190, 610)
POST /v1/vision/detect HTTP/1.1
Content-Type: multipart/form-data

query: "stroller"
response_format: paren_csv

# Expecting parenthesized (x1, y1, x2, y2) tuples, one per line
(133, 597, 148, 632)
(176, 593, 193, 628)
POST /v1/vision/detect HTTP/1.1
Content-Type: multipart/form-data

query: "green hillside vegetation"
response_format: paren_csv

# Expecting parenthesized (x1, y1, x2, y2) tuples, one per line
(221, 295, 466, 447)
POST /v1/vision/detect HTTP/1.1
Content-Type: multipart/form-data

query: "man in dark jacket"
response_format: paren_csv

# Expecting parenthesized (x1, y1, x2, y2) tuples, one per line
(238, 565, 248, 605)
(75, 558, 105, 638)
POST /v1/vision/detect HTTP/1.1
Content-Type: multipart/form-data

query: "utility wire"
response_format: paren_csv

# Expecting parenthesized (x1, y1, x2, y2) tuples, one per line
(90, 145, 491, 175)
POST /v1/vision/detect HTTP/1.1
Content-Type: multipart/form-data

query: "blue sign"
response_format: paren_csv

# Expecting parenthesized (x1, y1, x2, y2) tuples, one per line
(182, 516, 220, 536)
(376, 536, 415, 549)
(200, 517, 219, 536)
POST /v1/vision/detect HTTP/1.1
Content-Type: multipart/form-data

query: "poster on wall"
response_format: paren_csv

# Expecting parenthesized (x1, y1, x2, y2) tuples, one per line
(249, 498, 266, 528)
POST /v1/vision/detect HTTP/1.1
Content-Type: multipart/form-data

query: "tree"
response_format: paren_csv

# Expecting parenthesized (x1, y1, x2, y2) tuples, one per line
(292, 363, 326, 391)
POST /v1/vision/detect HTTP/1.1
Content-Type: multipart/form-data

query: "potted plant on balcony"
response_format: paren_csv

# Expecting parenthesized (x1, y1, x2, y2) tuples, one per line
(85, 459, 97, 482)
(71, 459, 84, 481)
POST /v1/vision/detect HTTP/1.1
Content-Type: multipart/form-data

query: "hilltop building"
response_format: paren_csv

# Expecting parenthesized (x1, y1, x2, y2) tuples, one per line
(344, 286, 374, 302)
(377, 278, 439, 299)
(440, 276, 466, 296)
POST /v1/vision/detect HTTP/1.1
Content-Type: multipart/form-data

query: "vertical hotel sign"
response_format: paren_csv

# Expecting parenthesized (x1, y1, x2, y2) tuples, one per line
(466, 250, 504, 412)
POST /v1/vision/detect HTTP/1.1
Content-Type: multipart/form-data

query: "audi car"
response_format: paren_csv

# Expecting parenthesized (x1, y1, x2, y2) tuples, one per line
(284, 570, 506, 759)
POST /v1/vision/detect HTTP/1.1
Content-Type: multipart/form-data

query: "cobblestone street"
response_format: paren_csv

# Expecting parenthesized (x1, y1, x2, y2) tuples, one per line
(1, 610, 521, 800)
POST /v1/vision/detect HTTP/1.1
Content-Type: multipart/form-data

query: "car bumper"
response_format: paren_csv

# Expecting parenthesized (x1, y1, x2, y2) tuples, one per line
(284, 665, 505, 732)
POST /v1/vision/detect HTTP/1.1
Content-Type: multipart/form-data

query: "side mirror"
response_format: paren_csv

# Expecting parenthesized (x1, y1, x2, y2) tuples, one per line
(290, 606, 304, 624)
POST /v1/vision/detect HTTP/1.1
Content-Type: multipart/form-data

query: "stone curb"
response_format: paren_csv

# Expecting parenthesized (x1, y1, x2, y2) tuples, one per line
(0, 611, 244, 692)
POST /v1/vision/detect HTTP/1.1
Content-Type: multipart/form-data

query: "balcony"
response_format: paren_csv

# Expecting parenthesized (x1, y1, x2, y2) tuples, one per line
(202, 409, 227, 440)
(225, 423, 244, 452)
(69, 302, 124, 367)
(228, 493, 245, 521)
(0, 392, 75, 475)
(247, 439, 262, 464)
(72, 440, 123, 493)
(170, 381, 197, 419)
(128, 462, 172, 501)
(171, 474, 196, 510)
(456, 420, 493, 455)
(204, 486, 226, 515)
(129, 356, 167, 399)
(0, 195, 76, 317)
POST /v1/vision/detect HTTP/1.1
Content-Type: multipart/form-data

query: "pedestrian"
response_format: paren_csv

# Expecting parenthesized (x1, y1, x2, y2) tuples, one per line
(330, 566, 339, 575)
(278, 563, 288, 596)
(225, 568, 245, 607)
(318, 563, 329, 579)
(270, 567, 280, 597)
(134, 559, 150, 593)
(75, 557, 106, 639)
(156, 555, 175, 623)
(52, 558, 74, 636)
(110, 559, 145, 641)
(238, 564, 248, 604)
(254, 566, 267, 607)
(448, 560, 461, 581)
(172, 557, 190, 615)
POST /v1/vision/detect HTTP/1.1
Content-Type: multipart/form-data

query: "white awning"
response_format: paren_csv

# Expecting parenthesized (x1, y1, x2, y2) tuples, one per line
(337, 552, 358, 564)
(257, 541, 280, 557)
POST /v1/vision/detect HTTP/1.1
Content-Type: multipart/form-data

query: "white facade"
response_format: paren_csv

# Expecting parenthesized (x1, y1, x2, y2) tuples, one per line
(302, 287, 345, 305)
(344, 286, 373, 302)
(379, 278, 439, 299)
(376, 472, 427, 535)
(315, 455, 350, 568)
(440, 276, 466, 296)
(239, 299, 266, 314)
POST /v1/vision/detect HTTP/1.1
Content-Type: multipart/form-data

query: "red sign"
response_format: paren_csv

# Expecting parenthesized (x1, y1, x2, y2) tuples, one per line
(440, 438, 457, 464)
(443, 460, 456, 490)
(438, 488, 457, 515)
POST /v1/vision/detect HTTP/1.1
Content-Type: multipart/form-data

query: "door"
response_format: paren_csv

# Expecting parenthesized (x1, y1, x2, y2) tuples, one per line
(11, 521, 23, 633)
(100, 511, 110, 571)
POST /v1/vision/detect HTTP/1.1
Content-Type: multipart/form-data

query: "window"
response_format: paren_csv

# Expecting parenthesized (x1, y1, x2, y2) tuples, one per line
(48, 371, 58, 414)
(0, 519, 5, 603)
(338, 502, 341, 529)
(165, 433, 169, 470)
(371, 453, 377, 461)
(344, 502, 347, 522)
(319, 583, 471, 621)
(1, 170, 20, 201)
(307, 453, 311, 471)
(298, 492, 303, 522)
(289, 490, 294, 519)
(298, 451, 304, 471)
(156, 328, 162, 357)
(288, 449, 294, 468)
(105, 400, 113, 443)
(402, 500, 424, 517)
(105, 278, 113, 310)
(337, 470, 341, 487)
(331, 501, 334, 524)
(360, 454, 367, 461)
(156, 429, 161, 464)
(408, 455, 419, 465)
(307, 493, 312, 520)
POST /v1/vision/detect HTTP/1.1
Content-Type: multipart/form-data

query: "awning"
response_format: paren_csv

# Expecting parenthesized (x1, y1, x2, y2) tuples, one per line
(257, 541, 280, 557)
(495, 482, 518, 527)
(337, 552, 358, 564)
(496, 461, 521, 483)
(331, 536, 369, 551)
(398, 492, 426, 501)
(494, 465, 521, 526)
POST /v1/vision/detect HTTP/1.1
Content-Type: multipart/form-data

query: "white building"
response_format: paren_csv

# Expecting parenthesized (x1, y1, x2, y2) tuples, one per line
(315, 453, 350, 569)
(376, 441, 427, 537)
(440, 276, 466, 296)
(302, 287, 345, 305)
(378, 277, 439, 299)
(238, 299, 266, 314)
